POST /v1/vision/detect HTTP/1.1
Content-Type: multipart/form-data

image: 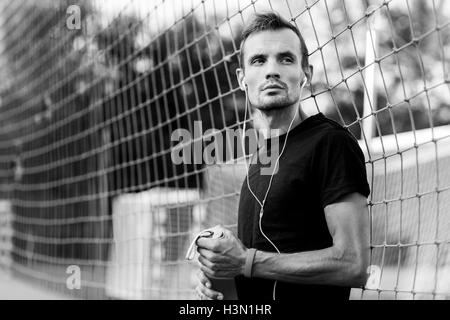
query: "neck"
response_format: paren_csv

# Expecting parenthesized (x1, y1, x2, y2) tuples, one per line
(252, 103, 307, 139)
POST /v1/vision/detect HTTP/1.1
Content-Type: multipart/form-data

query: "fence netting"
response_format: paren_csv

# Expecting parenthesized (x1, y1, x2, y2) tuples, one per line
(0, 0, 449, 299)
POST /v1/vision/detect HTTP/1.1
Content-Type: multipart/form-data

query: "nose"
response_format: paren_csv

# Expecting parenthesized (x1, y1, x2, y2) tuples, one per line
(265, 59, 280, 80)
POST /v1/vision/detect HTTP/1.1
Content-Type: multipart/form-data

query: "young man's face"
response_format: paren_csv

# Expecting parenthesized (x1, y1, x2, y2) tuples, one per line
(237, 29, 306, 111)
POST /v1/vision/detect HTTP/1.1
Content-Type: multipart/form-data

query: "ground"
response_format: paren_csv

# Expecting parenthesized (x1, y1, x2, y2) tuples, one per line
(0, 270, 71, 300)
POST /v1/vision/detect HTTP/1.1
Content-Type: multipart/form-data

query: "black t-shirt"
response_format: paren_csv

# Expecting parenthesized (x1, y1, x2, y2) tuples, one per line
(235, 113, 370, 300)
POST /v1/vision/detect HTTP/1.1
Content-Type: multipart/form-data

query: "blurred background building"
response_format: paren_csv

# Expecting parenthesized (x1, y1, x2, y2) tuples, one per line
(0, 0, 448, 299)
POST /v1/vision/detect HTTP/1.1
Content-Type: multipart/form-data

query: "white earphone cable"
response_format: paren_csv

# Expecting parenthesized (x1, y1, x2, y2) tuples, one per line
(240, 79, 307, 300)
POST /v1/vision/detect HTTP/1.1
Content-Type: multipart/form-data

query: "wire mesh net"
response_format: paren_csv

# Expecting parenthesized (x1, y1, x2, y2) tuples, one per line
(0, 0, 449, 300)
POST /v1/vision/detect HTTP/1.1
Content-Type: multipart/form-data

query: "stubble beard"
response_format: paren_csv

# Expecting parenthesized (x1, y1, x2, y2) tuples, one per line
(252, 92, 298, 112)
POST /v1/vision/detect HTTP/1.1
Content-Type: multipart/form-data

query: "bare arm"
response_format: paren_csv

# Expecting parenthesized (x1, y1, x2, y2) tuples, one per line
(251, 192, 370, 287)
(196, 192, 370, 299)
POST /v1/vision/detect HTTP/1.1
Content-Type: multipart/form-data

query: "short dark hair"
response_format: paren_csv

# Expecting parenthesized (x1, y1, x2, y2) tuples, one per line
(239, 12, 310, 73)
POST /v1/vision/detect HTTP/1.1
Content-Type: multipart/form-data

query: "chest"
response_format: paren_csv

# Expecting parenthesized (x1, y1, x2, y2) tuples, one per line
(241, 147, 319, 229)
(247, 149, 312, 203)
(237, 136, 334, 251)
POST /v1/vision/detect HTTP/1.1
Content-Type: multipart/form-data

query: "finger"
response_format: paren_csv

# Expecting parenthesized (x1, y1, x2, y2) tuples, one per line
(197, 248, 221, 262)
(198, 251, 239, 271)
(196, 237, 221, 251)
(196, 283, 223, 300)
(196, 279, 223, 300)
(195, 286, 212, 300)
(200, 264, 220, 279)
(199, 255, 237, 275)
(198, 255, 231, 272)
(214, 225, 232, 239)
(195, 286, 201, 300)
(222, 228, 233, 237)
(198, 255, 216, 271)
(197, 270, 212, 289)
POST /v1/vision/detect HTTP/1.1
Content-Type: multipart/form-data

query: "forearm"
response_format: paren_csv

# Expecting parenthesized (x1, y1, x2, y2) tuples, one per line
(251, 246, 367, 287)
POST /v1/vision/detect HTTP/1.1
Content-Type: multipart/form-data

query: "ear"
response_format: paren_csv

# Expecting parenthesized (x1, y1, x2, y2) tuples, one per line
(304, 65, 313, 85)
(236, 68, 246, 92)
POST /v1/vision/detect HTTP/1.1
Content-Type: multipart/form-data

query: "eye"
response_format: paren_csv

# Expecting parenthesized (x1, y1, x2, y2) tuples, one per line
(251, 57, 265, 65)
(280, 56, 294, 64)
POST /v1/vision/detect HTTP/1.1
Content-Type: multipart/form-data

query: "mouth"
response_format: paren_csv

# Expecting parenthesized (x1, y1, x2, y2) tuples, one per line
(262, 83, 285, 91)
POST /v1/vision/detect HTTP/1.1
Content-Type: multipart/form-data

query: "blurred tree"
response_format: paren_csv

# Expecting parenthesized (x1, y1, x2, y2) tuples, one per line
(314, 0, 450, 138)
(96, 14, 243, 192)
(0, 2, 244, 263)
(1, 0, 448, 267)
(0, 0, 110, 262)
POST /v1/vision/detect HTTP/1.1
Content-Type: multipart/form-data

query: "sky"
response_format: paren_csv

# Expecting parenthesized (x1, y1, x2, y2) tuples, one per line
(89, 0, 450, 117)
(93, 0, 310, 38)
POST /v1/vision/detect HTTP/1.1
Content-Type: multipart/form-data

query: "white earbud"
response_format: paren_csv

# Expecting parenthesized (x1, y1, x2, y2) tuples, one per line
(241, 77, 248, 91)
(241, 72, 308, 301)
(301, 77, 308, 88)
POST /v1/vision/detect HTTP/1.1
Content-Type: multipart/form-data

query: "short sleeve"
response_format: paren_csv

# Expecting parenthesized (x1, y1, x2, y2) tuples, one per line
(313, 129, 370, 208)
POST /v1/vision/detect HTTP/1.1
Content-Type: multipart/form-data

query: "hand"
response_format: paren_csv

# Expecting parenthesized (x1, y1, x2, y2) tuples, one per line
(195, 270, 224, 300)
(196, 226, 247, 279)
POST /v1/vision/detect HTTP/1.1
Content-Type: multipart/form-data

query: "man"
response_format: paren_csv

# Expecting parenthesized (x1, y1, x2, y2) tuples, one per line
(195, 12, 371, 300)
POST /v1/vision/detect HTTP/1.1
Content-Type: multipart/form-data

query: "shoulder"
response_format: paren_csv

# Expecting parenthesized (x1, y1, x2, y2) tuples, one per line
(313, 115, 359, 149)
(305, 115, 367, 169)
